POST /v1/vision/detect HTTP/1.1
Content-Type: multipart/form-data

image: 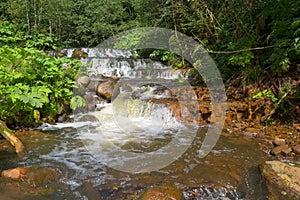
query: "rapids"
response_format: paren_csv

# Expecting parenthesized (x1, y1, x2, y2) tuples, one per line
(0, 48, 271, 199)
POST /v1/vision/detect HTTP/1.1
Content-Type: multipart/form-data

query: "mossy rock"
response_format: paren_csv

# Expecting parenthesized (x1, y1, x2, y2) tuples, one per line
(72, 49, 88, 59)
(55, 51, 67, 58)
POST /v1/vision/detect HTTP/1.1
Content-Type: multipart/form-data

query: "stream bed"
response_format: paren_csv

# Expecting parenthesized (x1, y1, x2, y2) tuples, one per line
(0, 48, 273, 199)
(0, 125, 270, 199)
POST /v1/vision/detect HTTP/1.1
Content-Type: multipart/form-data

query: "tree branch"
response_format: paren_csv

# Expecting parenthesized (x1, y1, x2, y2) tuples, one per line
(208, 45, 288, 54)
(0, 120, 27, 159)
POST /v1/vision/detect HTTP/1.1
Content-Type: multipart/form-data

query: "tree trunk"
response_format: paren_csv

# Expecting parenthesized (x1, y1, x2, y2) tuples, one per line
(34, 0, 38, 31)
(0, 120, 27, 159)
(25, 0, 31, 35)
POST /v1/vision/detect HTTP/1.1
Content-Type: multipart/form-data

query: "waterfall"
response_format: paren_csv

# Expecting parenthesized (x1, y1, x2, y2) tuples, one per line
(60, 47, 183, 80)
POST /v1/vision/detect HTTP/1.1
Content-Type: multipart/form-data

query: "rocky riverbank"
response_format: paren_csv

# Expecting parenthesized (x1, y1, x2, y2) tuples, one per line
(0, 71, 299, 199)
(75, 73, 300, 161)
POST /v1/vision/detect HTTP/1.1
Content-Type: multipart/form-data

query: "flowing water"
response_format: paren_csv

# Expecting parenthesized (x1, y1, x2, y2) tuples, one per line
(0, 48, 271, 199)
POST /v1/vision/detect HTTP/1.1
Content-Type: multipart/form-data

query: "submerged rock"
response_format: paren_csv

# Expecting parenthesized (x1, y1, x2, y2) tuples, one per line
(1, 166, 61, 186)
(0, 166, 65, 199)
(141, 185, 183, 200)
(260, 161, 300, 200)
(1, 167, 28, 179)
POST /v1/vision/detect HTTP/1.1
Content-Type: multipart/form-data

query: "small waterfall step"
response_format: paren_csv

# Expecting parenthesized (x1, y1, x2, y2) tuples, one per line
(55, 48, 186, 80)
(62, 48, 134, 58)
(83, 57, 181, 79)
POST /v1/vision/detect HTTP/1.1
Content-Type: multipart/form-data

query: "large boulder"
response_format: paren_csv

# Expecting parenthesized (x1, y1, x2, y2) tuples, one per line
(96, 80, 119, 100)
(260, 161, 300, 200)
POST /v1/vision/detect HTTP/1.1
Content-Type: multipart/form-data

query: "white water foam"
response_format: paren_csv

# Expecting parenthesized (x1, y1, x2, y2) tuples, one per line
(77, 99, 181, 147)
(83, 58, 182, 79)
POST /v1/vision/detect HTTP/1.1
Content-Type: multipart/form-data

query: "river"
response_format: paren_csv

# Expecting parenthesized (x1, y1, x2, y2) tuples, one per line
(0, 48, 271, 199)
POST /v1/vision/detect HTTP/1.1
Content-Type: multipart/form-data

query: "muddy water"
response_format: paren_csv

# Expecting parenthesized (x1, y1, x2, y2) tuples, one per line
(0, 126, 270, 200)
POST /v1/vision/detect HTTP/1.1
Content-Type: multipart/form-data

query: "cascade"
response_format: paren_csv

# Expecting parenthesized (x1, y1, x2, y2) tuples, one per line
(4, 48, 270, 200)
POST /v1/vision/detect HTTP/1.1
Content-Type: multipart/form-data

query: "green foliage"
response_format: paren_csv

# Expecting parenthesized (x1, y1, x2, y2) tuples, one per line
(0, 24, 82, 125)
(113, 30, 148, 50)
(256, 0, 300, 75)
(0, 21, 23, 45)
(0, 21, 58, 50)
(70, 96, 86, 110)
(252, 89, 278, 103)
(228, 51, 254, 68)
(149, 50, 188, 69)
(25, 33, 58, 50)
(1, 0, 299, 123)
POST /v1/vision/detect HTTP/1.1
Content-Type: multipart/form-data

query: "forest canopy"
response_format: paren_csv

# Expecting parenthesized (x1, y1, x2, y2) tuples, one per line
(1, 0, 299, 75)
(0, 0, 299, 124)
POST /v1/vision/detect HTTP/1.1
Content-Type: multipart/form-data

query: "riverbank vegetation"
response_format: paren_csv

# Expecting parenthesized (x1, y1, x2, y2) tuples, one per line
(0, 0, 299, 126)
(0, 22, 83, 127)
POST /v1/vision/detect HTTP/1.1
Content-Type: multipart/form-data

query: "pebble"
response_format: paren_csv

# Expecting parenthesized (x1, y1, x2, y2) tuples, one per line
(270, 145, 291, 156)
(281, 146, 292, 156)
(293, 123, 300, 131)
(292, 145, 300, 155)
(272, 136, 286, 146)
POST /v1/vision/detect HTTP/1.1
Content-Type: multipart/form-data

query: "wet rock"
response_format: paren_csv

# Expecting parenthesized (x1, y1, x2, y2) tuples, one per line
(83, 93, 94, 103)
(243, 127, 259, 138)
(55, 51, 66, 58)
(96, 81, 119, 100)
(1, 167, 28, 179)
(225, 111, 237, 125)
(77, 76, 91, 88)
(25, 167, 61, 186)
(141, 185, 183, 200)
(121, 83, 133, 92)
(292, 145, 300, 155)
(293, 123, 300, 131)
(281, 146, 292, 156)
(72, 49, 88, 59)
(76, 114, 99, 122)
(73, 85, 87, 96)
(57, 113, 68, 122)
(0, 166, 63, 199)
(270, 145, 291, 156)
(86, 80, 99, 92)
(260, 161, 300, 200)
(1, 166, 61, 186)
(270, 146, 281, 156)
(184, 185, 237, 200)
(273, 136, 286, 146)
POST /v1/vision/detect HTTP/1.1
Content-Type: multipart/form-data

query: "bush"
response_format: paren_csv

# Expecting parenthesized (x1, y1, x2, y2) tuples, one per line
(0, 22, 84, 126)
